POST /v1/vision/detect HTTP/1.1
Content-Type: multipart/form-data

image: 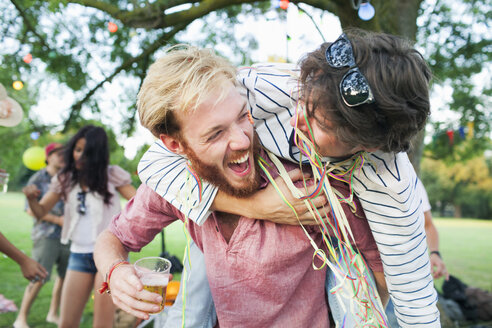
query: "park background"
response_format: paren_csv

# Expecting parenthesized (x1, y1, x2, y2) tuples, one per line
(1, 0, 491, 327)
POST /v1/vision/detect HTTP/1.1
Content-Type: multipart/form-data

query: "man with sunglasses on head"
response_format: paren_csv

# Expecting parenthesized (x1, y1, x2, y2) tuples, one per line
(137, 29, 440, 327)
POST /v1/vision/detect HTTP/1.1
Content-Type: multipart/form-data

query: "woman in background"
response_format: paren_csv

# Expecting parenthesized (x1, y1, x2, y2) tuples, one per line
(23, 125, 136, 328)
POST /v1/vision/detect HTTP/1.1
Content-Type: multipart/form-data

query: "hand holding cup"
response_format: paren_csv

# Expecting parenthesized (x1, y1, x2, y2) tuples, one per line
(134, 257, 172, 314)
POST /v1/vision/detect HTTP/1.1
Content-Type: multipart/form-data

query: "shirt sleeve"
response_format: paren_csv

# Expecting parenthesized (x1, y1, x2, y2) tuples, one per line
(108, 165, 132, 187)
(109, 184, 180, 252)
(417, 179, 431, 212)
(238, 63, 301, 163)
(352, 151, 440, 327)
(137, 140, 218, 226)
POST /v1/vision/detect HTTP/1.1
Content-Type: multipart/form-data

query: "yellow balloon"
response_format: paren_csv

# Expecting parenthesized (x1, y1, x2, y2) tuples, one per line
(23, 146, 46, 171)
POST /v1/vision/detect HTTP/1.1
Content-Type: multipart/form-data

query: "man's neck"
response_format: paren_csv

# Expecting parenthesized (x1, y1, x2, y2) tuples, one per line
(215, 212, 240, 244)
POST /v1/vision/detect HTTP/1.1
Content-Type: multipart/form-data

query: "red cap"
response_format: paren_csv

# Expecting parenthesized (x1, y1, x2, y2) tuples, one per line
(45, 143, 63, 157)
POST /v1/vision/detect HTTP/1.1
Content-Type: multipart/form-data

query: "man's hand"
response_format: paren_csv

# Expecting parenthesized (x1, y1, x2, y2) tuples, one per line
(23, 184, 40, 200)
(252, 168, 330, 225)
(430, 253, 449, 280)
(19, 256, 48, 282)
(108, 263, 164, 320)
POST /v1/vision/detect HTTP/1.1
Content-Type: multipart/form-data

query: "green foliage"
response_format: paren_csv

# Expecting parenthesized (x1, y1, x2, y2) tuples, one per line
(418, 0, 491, 161)
(1, 0, 490, 172)
(421, 155, 492, 219)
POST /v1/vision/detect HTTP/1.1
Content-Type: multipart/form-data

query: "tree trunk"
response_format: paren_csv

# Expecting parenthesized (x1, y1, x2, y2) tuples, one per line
(454, 204, 462, 218)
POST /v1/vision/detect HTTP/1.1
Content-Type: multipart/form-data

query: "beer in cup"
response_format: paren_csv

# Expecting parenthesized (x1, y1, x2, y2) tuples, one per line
(134, 257, 172, 314)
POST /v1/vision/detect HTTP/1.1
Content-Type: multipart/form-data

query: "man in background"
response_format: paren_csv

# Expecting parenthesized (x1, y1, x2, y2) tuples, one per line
(14, 143, 70, 328)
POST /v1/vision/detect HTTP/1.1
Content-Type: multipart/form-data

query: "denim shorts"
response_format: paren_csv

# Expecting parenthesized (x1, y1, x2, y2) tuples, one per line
(67, 252, 98, 274)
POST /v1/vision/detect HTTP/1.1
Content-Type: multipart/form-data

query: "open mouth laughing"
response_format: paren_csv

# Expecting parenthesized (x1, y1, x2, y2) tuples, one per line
(227, 152, 251, 176)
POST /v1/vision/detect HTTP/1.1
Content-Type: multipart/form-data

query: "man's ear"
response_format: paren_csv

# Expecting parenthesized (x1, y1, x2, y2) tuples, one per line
(160, 134, 185, 155)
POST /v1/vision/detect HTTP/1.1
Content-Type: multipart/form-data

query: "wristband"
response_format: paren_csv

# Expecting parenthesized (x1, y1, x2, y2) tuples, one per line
(98, 260, 129, 294)
(430, 251, 441, 259)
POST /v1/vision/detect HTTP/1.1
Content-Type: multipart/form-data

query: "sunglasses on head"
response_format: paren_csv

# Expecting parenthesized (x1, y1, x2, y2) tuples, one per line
(325, 33, 375, 107)
(77, 191, 87, 215)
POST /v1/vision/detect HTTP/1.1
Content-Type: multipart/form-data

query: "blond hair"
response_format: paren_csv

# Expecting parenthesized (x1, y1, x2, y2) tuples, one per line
(137, 45, 238, 138)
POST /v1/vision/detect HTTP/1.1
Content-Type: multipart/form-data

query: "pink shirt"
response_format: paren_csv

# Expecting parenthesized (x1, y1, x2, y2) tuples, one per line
(110, 157, 381, 327)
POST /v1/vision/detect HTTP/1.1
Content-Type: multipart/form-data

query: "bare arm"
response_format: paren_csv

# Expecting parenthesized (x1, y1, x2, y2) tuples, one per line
(94, 229, 162, 319)
(424, 210, 449, 280)
(23, 185, 61, 220)
(0, 232, 47, 281)
(116, 184, 137, 201)
(211, 169, 329, 225)
(26, 208, 63, 226)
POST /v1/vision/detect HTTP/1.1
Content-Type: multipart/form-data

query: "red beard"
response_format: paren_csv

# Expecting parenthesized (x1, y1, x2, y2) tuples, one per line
(182, 134, 262, 198)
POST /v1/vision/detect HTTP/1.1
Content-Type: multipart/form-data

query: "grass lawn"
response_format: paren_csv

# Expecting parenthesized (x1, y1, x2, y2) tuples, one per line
(0, 192, 186, 328)
(1, 192, 491, 327)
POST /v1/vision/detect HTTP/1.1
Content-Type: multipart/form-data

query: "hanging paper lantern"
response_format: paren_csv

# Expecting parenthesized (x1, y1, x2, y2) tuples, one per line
(23, 146, 46, 171)
(23, 54, 33, 64)
(458, 126, 465, 139)
(30, 131, 40, 140)
(446, 129, 454, 145)
(280, 0, 289, 10)
(108, 22, 118, 33)
(467, 121, 474, 139)
(13, 81, 24, 90)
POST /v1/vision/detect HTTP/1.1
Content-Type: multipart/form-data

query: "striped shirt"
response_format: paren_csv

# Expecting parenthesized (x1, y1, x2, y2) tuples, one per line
(137, 63, 440, 327)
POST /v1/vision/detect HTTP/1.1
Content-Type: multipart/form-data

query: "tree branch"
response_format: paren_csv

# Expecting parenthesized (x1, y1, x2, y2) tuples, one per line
(62, 23, 187, 131)
(66, 0, 339, 29)
(10, 0, 51, 51)
(295, 3, 326, 42)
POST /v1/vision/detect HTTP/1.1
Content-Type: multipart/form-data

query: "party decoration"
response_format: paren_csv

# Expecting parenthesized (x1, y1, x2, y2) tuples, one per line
(458, 126, 465, 139)
(12, 81, 24, 90)
(23, 146, 46, 171)
(108, 22, 118, 33)
(358, 1, 375, 20)
(446, 129, 454, 145)
(280, 0, 289, 10)
(23, 54, 33, 64)
(30, 131, 41, 140)
(467, 121, 474, 139)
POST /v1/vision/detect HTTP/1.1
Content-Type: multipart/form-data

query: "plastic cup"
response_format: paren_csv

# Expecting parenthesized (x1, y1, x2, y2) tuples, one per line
(134, 257, 172, 314)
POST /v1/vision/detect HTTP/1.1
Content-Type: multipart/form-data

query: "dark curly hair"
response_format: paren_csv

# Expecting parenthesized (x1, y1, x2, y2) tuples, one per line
(299, 28, 432, 153)
(58, 125, 112, 204)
